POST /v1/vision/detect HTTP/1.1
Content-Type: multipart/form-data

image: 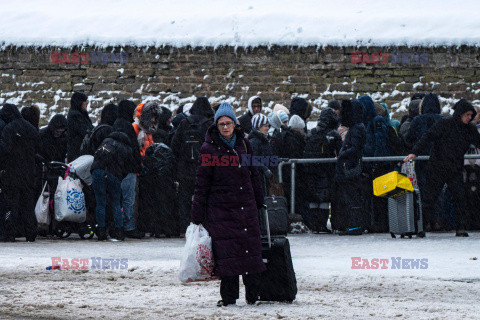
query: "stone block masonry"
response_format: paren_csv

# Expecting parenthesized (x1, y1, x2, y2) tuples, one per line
(1, 45, 479, 126)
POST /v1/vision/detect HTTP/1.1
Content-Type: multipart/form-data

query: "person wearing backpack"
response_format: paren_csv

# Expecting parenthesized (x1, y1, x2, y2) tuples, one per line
(153, 106, 173, 146)
(405, 99, 480, 237)
(404, 93, 444, 229)
(303, 108, 342, 233)
(91, 130, 136, 241)
(113, 100, 143, 239)
(171, 97, 214, 234)
(67, 91, 92, 162)
(80, 103, 118, 156)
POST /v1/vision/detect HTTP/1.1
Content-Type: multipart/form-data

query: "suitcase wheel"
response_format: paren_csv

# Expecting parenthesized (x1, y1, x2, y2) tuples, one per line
(390, 233, 396, 239)
(400, 234, 405, 239)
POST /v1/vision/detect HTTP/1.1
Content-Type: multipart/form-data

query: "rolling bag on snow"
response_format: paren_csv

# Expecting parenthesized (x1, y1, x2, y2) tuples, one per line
(258, 207, 297, 302)
(373, 170, 423, 238)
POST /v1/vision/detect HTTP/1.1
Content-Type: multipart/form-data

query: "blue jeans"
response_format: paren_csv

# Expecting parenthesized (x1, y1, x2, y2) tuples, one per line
(92, 169, 123, 229)
(121, 173, 137, 232)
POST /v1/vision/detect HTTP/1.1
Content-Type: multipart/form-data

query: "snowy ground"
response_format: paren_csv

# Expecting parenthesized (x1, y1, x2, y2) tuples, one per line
(1, 232, 480, 320)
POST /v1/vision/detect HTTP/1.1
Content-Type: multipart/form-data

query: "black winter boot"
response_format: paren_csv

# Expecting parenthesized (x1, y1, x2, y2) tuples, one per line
(96, 227, 107, 241)
(110, 228, 125, 241)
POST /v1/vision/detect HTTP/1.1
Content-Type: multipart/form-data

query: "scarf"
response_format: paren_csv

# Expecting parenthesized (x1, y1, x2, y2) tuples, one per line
(219, 132, 237, 149)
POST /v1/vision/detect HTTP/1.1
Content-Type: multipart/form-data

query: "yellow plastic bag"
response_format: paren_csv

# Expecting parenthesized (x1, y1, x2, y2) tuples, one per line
(373, 171, 414, 198)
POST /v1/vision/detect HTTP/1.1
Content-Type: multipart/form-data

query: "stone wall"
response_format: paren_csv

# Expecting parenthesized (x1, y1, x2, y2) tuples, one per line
(1, 45, 479, 125)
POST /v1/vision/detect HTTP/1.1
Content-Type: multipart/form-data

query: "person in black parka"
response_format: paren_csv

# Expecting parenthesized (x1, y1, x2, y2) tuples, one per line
(0, 115, 6, 240)
(333, 99, 366, 235)
(0, 104, 40, 242)
(138, 143, 178, 237)
(67, 91, 93, 162)
(86, 103, 118, 155)
(153, 106, 173, 146)
(170, 97, 214, 234)
(303, 108, 342, 233)
(39, 114, 68, 163)
(248, 113, 275, 194)
(405, 99, 480, 237)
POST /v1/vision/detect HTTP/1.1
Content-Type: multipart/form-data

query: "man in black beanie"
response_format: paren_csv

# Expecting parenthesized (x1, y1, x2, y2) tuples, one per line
(67, 91, 92, 162)
(405, 99, 480, 237)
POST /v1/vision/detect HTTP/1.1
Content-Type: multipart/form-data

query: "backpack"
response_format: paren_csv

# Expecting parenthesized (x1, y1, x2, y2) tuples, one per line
(80, 124, 110, 156)
(181, 117, 210, 163)
(364, 116, 390, 168)
(304, 129, 338, 159)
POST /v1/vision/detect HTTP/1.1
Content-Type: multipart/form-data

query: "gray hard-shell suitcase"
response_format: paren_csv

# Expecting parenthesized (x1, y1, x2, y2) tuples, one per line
(388, 189, 423, 238)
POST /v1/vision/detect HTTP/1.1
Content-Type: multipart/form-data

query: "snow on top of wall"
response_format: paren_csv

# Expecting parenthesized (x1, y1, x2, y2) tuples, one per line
(1, 0, 480, 48)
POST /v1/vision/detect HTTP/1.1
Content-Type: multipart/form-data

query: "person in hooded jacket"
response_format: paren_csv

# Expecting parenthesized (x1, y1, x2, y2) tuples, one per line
(238, 96, 262, 134)
(21, 105, 41, 131)
(84, 103, 119, 155)
(171, 97, 214, 234)
(138, 142, 178, 237)
(67, 91, 92, 162)
(289, 97, 313, 125)
(0, 104, 40, 242)
(171, 105, 187, 135)
(303, 108, 343, 233)
(404, 93, 444, 228)
(333, 99, 366, 235)
(133, 101, 162, 157)
(337, 100, 352, 141)
(39, 114, 67, 163)
(191, 102, 265, 307)
(399, 98, 421, 139)
(405, 99, 480, 237)
(248, 113, 274, 193)
(153, 106, 173, 145)
(113, 100, 143, 239)
(91, 129, 136, 241)
(276, 115, 306, 217)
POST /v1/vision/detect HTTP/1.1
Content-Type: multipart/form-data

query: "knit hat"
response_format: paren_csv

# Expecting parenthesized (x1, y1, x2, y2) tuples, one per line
(278, 110, 289, 123)
(251, 113, 269, 129)
(327, 99, 341, 112)
(214, 102, 238, 124)
(288, 114, 305, 130)
(374, 102, 387, 118)
(273, 104, 290, 115)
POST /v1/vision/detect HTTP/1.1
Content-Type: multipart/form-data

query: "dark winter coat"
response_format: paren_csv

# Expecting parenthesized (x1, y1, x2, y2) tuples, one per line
(91, 132, 136, 180)
(290, 97, 313, 122)
(412, 99, 480, 176)
(113, 100, 142, 174)
(39, 114, 67, 163)
(191, 124, 265, 277)
(238, 96, 261, 134)
(67, 97, 93, 162)
(405, 93, 443, 153)
(89, 103, 118, 154)
(399, 99, 421, 137)
(153, 106, 173, 145)
(275, 127, 306, 159)
(303, 108, 342, 202)
(248, 129, 275, 190)
(335, 99, 366, 181)
(170, 99, 214, 182)
(0, 104, 40, 187)
(138, 143, 178, 236)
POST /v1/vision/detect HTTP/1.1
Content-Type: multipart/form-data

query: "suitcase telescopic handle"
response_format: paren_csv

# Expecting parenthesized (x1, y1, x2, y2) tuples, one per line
(261, 204, 272, 248)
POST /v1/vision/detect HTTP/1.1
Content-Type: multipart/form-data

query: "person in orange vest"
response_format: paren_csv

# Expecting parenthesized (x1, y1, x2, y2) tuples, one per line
(133, 102, 162, 156)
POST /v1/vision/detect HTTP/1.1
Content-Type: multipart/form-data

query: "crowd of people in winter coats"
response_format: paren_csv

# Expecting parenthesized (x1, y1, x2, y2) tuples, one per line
(1, 89, 480, 242)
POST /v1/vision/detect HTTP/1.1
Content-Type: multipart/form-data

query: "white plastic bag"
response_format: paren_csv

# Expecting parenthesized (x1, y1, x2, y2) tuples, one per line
(178, 223, 216, 283)
(35, 181, 50, 225)
(54, 176, 86, 223)
(69, 155, 94, 186)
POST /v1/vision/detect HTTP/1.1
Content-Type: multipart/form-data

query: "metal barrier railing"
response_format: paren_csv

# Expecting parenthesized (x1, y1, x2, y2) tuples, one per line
(277, 154, 480, 215)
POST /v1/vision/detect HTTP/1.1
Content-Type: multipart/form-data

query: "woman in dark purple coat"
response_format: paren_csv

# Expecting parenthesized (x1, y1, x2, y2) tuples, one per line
(191, 102, 266, 307)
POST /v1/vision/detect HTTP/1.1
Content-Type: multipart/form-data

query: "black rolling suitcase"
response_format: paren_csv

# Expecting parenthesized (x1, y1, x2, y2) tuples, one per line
(260, 177, 289, 236)
(259, 207, 297, 302)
